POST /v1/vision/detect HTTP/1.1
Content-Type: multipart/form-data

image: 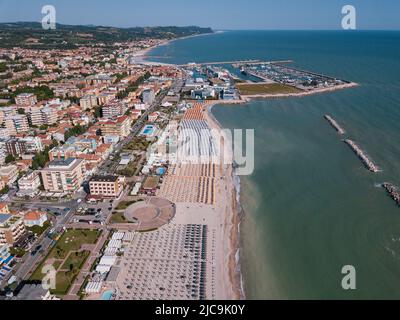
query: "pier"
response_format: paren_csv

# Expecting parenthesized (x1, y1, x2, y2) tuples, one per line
(324, 115, 346, 135)
(344, 139, 379, 173)
(382, 183, 400, 206)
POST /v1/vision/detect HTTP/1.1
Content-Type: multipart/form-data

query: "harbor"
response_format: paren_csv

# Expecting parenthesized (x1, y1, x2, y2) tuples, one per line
(344, 139, 379, 173)
(382, 183, 400, 206)
(324, 115, 346, 135)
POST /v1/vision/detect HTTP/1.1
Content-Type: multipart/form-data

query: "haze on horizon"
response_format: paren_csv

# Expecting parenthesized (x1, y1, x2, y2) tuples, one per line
(0, 0, 399, 31)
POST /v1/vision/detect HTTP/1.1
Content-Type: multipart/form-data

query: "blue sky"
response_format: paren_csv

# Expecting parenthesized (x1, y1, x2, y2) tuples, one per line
(0, 0, 398, 30)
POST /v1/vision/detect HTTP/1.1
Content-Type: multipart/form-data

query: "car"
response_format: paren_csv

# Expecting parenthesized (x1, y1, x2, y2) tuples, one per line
(97, 208, 102, 212)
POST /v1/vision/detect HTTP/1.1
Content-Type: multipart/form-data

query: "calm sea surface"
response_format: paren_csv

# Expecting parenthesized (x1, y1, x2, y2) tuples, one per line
(148, 30, 400, 299)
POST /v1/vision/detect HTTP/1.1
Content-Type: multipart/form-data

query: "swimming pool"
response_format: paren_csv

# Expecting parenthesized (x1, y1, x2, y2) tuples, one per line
(141, 125, 155, 136)
(101, 290, 114, 300)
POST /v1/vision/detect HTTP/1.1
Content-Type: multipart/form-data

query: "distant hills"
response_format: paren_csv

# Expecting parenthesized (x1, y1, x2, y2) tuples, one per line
(0, 22, 214, 49)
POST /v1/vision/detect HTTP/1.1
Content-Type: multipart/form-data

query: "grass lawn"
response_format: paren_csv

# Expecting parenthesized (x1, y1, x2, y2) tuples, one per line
(110, 212, 133, 224)
(50, 229, 101, 260)
(115, 200, 142, 211)
(60, 250, 90, 271)
(30, 229, 101, 296)
(237, 83, 302, 95)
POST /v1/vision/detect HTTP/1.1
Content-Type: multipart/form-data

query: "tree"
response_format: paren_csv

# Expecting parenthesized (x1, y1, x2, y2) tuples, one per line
(5, 154, 15, 164)
(17, 108, 25, 114)
(0, 185, 9, 195)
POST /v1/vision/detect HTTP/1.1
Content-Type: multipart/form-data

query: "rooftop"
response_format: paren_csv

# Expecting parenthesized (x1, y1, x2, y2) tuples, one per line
(90, 175, 119, 183)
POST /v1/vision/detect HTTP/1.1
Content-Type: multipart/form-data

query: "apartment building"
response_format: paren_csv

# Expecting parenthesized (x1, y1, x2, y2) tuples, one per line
(5, 136, 43, 157)
(29, 107, 58, 126)
(17, 171, 41, 197)
(40, 158, 85, 194)
(80, 94, 98, 110)
(89, 175, 125, 199)
(0, 165, 19, 186)
(0, 106, 17, 124)
(99, 116, 132, 138)
(102, 100, 127, 119)
(0, 214, 26, 246)
(5, 115, 29, 135)
(15, 93, 37, 106)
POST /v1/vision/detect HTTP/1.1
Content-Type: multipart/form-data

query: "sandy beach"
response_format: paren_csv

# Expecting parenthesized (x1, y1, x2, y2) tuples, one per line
(203, 102, 245, 300)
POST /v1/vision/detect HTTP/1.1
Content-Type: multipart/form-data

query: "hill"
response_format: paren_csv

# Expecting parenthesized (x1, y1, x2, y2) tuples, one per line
(0, 22, 213, 49)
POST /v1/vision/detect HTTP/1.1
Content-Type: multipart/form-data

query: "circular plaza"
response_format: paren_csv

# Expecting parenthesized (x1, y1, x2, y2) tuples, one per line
(124, 197, 175, 231)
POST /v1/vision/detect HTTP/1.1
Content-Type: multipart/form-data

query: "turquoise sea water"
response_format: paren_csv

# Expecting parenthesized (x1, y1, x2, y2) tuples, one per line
(148, 31, 400, 299)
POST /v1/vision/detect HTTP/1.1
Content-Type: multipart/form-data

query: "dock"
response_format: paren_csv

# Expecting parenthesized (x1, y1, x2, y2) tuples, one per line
(344, 139, 379, 173)
(324, 115, 346, 135)
(382, 183, 400, 206)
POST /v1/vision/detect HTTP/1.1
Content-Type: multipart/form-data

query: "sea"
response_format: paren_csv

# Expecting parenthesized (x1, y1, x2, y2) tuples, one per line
(147, 30, 400, 299)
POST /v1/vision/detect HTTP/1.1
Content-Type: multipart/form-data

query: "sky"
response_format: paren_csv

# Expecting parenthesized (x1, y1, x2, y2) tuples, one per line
(0, 0, 399, 30)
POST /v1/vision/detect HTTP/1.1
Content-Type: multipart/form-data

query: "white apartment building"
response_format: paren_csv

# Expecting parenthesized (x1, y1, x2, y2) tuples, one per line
(40, 158, 85, 194)
(17, 171, 41, 197)
(29, 107, 58, 126)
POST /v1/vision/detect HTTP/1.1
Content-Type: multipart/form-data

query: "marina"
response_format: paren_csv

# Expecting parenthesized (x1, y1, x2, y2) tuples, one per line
(344, 139, 379, 173)
(324, 115, 346, 135)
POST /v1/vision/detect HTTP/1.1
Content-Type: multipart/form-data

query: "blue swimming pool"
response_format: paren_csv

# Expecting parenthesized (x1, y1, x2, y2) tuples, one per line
(141, 125, 155, 136)
(101, 290, 114, 300)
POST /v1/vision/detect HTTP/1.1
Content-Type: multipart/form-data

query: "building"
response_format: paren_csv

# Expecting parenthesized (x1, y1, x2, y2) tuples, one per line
(24, 211, 48, 227)
(99, 116, 132, 138)
(80, 95, 98, 110)
(148, 112, 159, 123)
(5, 115, 29, 135)
(0, 107, 17, 124)
(6, 137, 43, 157)
(0, 214, 26, 246)
(0, 244, 13, 282)
(0, 203, 10, 214)
(15, 93, 37, 106)
(14, 283, 60, 300)
(89, 175, 125, 199)
(0, 165, 19, 186)
(29, 107, 58, 126)
(40, 158, 85, 194)
(142, 88, 155, 104)
(102, 100, 127, 119)
(17, 171, 41, 197)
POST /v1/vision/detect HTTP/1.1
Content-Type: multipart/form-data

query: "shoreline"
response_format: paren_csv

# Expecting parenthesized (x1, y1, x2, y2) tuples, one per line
(134, 31, 217, 64)
(204, 102, 246, 300)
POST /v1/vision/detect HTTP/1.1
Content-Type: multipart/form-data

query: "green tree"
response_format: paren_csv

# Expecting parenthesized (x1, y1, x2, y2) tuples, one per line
(5, 154, 15, 164)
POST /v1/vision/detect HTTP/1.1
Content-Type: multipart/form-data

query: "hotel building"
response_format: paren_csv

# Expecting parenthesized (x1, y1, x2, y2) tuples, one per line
(89, 175, 125, 199)
(99, 116, 132, 138)
(40, 158, 85, 194)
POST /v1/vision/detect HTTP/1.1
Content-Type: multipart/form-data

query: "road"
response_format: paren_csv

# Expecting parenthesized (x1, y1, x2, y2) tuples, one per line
(0, 80, 180, 294)
(99, 81, 180, 176)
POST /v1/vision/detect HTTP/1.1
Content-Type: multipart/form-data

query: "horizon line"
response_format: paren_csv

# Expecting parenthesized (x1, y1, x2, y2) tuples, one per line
(0, 21, 399, 32)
